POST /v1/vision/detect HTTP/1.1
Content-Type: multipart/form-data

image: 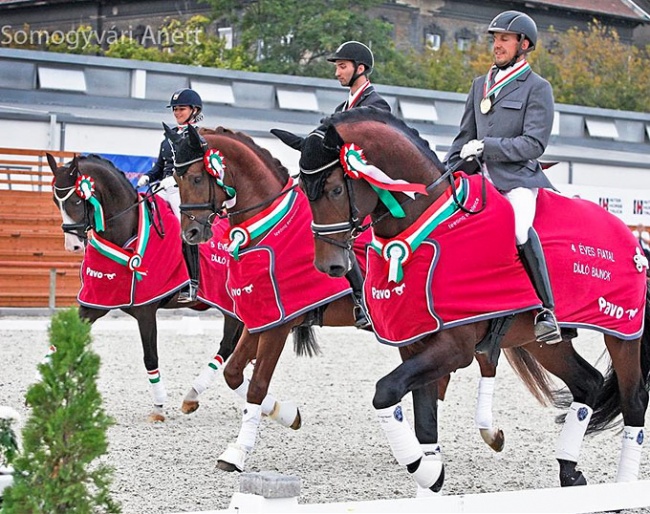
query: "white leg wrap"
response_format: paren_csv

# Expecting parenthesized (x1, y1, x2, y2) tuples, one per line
(616, 426, 644, 482)
(192, 355, 224, 395)
(235, 402, 262, 452)
(268, 400, 299, 427)
(475, 376, 495, 429)
(415, 443, 443, 497)
(555, 402, 592, 462)
(231, 378, 276, 416)
(376, 405, 423, 466)
(148, 369, 167, 406)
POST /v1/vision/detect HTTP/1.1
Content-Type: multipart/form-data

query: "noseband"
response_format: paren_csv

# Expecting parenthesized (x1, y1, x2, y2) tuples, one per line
(53, 170, 91, 240)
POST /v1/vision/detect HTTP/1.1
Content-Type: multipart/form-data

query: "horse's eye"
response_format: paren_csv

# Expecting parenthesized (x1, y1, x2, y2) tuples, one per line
(74, 199, 82, 206)
(331, 185, 344, 197)
(193, 175, 202, 185)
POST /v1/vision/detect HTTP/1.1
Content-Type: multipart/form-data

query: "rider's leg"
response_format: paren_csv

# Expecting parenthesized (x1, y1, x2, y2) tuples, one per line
(180, 243, 199, 302)
(505, 187, 561, 344)
(346, 251, 370, 329)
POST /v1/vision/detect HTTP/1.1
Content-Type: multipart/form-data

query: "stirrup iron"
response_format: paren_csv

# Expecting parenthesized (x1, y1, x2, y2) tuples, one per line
(534, 309, 562, 344)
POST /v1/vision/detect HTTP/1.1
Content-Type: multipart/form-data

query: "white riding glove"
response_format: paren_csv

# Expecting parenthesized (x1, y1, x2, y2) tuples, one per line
(160, 175, 177, 190)
(460, 139, 484, 160)
(137, 175, 150, 188)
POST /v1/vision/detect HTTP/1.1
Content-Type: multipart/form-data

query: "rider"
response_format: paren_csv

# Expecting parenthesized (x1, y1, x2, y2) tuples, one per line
(137, 87, 204, 303)
(327, 40, 390, 328)
(445, 11, 562, 344)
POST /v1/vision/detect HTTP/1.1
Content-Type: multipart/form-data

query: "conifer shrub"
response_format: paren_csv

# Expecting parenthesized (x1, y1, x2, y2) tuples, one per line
(1, 308, 120, 513)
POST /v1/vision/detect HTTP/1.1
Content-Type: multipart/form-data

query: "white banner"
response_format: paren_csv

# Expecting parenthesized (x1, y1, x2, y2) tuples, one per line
(556, 184, 650, 227)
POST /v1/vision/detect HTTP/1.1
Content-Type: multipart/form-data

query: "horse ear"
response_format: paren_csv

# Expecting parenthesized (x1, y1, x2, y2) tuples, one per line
(162, 122, 182, 144)
(322, 124, 344, 152)
(186, 124, 204, 150)
(45, 152, 58, 173)
(71, 154, 79, 170)
(270, 129, 304, 151)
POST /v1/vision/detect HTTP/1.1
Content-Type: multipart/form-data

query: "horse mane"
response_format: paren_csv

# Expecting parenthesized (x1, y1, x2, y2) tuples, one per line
(200, 126, 290, 183)
(70, 154, 136, 192)
(325, 106, 445, 170)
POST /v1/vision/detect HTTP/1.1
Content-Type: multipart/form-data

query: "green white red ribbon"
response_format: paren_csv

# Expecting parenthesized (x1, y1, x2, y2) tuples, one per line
(87, 198, 150, 280)
(371, 175, 466, 283)
(226, 182, 297, 260)
(340, 144, 427, 198)
(204, 149, 236, 206)
(75, 175, 105, 232)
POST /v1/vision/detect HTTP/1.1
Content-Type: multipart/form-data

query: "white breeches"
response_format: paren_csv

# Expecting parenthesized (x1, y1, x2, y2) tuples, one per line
(503, 187, 538, 244)
(158, 187, 181, 219)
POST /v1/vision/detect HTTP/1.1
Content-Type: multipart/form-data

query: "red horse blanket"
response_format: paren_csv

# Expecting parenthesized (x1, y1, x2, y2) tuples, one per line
(78, 197, 234, 313)
(366, 173, 646, 346)
(226, 189, 351, 332)
(198, 218, 236, 317)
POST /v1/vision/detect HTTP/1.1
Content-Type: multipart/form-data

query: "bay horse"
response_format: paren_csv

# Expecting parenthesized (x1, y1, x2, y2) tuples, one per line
(46, 153, 292, 425)
(273, 107, 650, 492)
(165, 123, 505, 482)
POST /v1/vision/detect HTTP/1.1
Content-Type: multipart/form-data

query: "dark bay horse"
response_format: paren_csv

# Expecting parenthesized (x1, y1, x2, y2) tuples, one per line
(274, 107, 650, 492)
(165, 124, 505, 482)
(47, 153, 245, 422)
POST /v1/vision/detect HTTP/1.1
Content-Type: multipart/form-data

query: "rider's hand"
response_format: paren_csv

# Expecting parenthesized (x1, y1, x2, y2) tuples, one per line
(160, 175, 177, 190)
(137, 175, 150, 188)
(460, 139, 484, 160)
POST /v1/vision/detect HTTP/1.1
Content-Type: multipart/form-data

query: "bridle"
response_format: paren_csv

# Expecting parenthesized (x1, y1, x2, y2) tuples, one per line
(307, 156, 486, 251)
(52, 162, 159, 239)
(177, 156, 299, 228)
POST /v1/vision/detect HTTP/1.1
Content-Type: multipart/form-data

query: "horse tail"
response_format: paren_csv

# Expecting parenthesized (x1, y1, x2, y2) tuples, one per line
(503, 346, 563, 407)
(587, 283, 650, 434)
(292, 325, 321, 357)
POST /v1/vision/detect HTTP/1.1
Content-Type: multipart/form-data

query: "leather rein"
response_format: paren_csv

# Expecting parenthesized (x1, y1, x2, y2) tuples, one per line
(309, 157, 486, 251)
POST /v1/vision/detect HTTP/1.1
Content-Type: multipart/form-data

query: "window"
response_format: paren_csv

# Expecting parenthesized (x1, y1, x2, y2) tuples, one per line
(585, 118, 619, 139)
(218, 27, 233, 50)
(425, 33, 441, 51)
(37, 67, 86, 92)
(457, 37, 472, 51)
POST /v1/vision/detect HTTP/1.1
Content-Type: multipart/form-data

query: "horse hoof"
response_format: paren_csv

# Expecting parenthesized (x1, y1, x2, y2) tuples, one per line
(480, 427, 505, 452)
(181, 400, 199, 414)
(561, 470, 587, 487)
(147, 412, 165, 423)
(290, 409, 302, 430)
(216, 444, 246, 473)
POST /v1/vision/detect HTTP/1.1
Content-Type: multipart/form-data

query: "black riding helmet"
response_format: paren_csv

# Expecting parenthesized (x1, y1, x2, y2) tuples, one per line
(327, 41, 374, 87)
(488, 10, 538, 49)
(167, 88, 203, 124)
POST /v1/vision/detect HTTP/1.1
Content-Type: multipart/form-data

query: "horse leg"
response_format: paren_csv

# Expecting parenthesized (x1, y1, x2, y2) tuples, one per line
(218, 325, 296, 472)
(182, 314, 244, 414)
(123, 304, 167, 422)
(375, 333, 475, 493)
(411, 382, 443, 498)
(604, 334, 648, 482)
(474, 352, 505, 452)
(524, 340, 604, 486)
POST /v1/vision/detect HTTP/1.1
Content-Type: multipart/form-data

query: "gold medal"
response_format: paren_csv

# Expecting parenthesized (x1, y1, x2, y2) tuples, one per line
(480, 97, 492, 114)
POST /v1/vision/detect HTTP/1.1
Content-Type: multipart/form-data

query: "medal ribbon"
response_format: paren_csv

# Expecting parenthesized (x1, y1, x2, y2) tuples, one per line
(370, 174, 467, 283)
(87, 198, 151, 281)
(226, 181, 297, 260)
(345, 81, 371, 110)
(483, 60, 530, 99)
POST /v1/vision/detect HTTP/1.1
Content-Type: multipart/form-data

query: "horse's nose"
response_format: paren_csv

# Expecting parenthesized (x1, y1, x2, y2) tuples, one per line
(182, 227, 202, 245)
(325, 264, 347, 278)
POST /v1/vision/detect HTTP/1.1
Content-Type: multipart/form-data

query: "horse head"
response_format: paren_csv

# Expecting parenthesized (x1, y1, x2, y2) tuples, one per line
(274, 107, 442, 277)
(48, 152, 139, 251)
(170, 123, 291, 245)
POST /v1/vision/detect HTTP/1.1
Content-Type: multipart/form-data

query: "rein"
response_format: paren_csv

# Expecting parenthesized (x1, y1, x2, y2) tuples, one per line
(54, 168, 163, 239)
(310, 157, 486, 250)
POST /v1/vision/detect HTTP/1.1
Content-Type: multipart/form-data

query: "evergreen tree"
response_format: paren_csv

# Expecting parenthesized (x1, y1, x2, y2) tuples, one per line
(1, 308, 119, 514)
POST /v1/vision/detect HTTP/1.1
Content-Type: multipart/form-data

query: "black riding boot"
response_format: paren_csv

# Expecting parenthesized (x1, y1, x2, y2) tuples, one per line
(517, 228, 562, 344)
(346, 253, 371, 329)
(179, 243, 200, 303)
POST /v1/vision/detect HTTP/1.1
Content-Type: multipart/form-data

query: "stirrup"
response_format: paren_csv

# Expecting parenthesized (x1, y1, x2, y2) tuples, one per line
(177, 283, 197, 303)
(534, 309, 562, 344)
(353, 305, 371, 329)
